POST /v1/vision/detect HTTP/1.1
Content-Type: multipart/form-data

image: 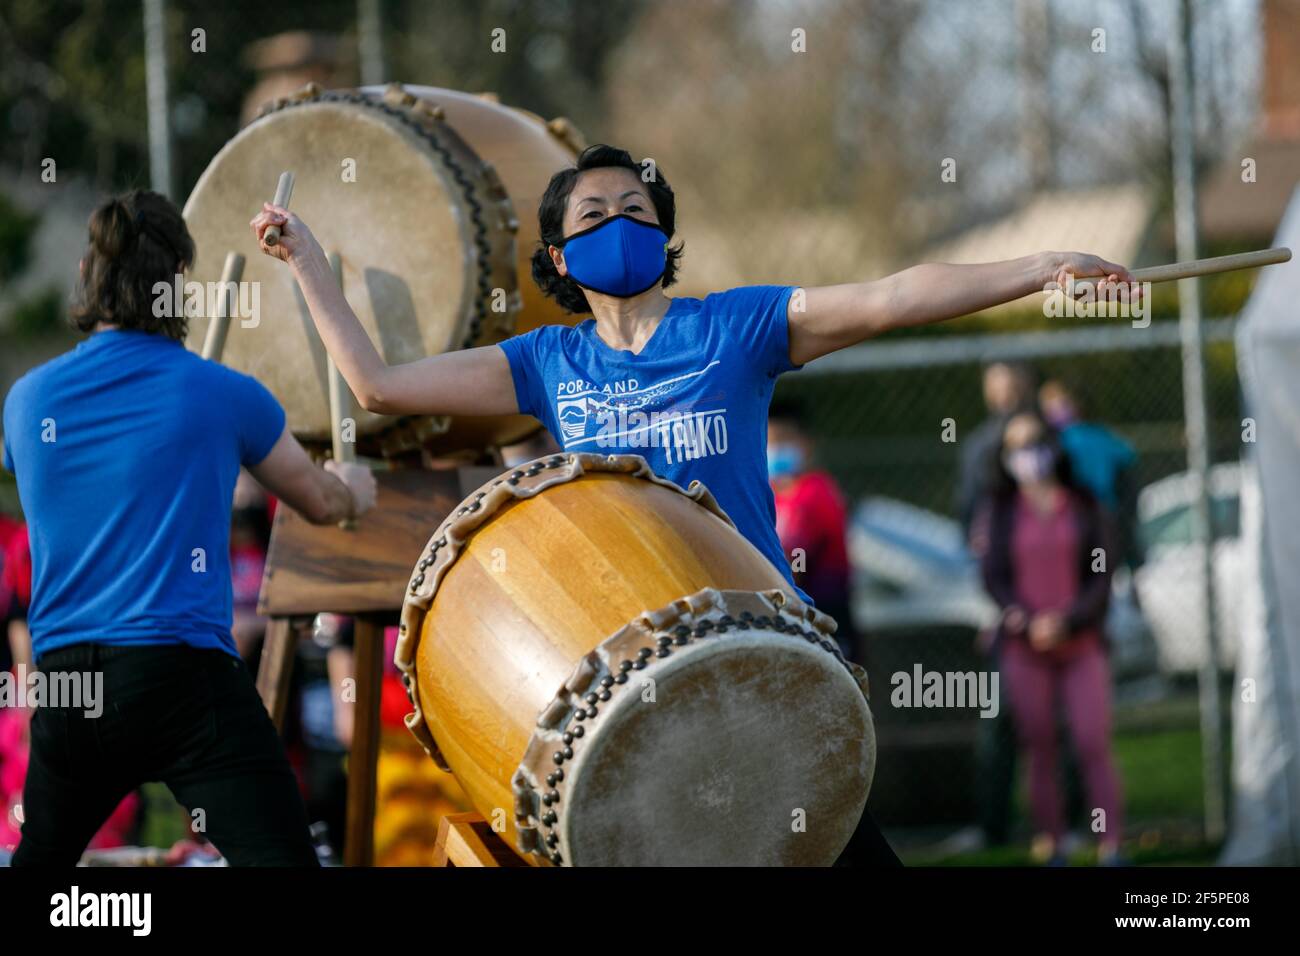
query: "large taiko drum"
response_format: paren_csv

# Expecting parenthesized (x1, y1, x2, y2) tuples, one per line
(396, 453, 877, 866)
(183, 83, 586, 456)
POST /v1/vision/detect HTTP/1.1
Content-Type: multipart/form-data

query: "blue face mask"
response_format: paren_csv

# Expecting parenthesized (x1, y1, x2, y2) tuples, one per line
(767, 444, 804, 481)
(559, 213, 668, 298)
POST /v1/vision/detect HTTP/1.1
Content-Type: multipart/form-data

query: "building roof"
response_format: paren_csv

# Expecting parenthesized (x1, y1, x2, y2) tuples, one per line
(917, 184, 1154, 312)
(925, 184, 1153, 268)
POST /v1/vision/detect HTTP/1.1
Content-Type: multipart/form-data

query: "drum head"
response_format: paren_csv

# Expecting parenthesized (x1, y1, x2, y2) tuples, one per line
(183, 94, 500, 443)
(559, 631, 875, 866)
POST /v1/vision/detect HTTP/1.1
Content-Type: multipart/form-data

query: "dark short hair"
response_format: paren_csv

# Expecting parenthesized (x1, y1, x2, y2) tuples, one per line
(768, 394, 809, 431)
(1042, 374, 1091, 417)
(985, 360, 1038, 391)
(70, 189, 195, 340)
(530, 144, 684, 314)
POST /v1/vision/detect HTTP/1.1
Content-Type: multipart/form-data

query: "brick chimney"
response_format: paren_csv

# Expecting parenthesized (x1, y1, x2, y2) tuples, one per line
(1261, 0, 1300, 140)
(240, 32, 352, 126)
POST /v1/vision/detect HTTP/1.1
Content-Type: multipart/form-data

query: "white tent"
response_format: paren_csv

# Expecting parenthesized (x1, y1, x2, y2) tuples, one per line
(1224, 187, 1300, 864)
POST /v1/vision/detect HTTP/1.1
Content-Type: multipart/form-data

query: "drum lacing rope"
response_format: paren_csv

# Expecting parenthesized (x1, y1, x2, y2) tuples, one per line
(521, 603, 865, 867)
(256, 89, 496, 351)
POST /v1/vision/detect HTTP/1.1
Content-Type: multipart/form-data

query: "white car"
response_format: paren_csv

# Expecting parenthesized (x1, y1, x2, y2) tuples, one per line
(1133, 462, 1242, 673)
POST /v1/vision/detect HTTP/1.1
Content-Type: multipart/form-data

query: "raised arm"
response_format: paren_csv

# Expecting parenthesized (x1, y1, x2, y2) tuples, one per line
(250, 204, 518, 417)
(788, 252, 1136, 366)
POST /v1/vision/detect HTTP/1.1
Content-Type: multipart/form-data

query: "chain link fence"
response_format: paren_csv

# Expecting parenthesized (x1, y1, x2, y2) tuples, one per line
(777, 317, 1242, 852)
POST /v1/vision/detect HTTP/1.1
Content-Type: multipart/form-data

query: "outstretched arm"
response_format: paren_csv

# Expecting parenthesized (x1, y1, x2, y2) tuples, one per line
(788, 252, 1136, 365)
(250, 204, 518, 418)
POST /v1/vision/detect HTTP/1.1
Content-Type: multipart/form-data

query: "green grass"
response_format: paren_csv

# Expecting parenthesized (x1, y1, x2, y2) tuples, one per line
(127, 698, 1223, 865)
(137, 783, 193, 850)
(905, 715, 1220, 866)
(1114, 726, 1204, 822)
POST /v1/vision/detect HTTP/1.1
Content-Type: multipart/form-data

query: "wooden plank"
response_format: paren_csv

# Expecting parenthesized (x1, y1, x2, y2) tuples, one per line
(254, 617, 299, 729)
(470, 818, 531, 866)
(258, 468, 464, 616)
(432, 818, 452, 868)
(343, 615, 386, 867)
(434, 813, 502, 867)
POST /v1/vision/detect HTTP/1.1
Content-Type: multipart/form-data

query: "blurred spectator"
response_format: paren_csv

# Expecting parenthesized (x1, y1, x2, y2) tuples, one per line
(0, 521, 31, 853)
(957, 363, 1037, 849)
(1039, 379, 1140, 568)
(972, 410, 1124, 865)
(0, 512, 21, 550)
(297, 612, 355, 859)
(0, 512, 22, 595)
(767, 398, 856, 660)
(296, 612, 442, 863)
(956, 362, 1038, 538)
(230, 471, 272, 661)
(1, 513, 25, 674)
(0, 529, 140, 856)
(2, 523, 32, 677)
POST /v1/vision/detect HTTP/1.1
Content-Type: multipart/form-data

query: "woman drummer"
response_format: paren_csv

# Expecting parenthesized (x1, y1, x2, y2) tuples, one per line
(251, 143, 1135, 866)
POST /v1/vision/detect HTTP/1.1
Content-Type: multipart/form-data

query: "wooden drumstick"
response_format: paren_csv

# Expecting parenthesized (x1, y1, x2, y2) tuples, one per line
(200, 251, 245, 361)
(1067, 247, 1291, 294)
(263, 171, 295, 247)
(326, 252, 360, 530)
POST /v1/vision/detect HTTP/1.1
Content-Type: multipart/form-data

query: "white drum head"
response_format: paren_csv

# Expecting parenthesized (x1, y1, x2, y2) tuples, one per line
(557, 630, 875, 866)
(183, 96, 485, 442)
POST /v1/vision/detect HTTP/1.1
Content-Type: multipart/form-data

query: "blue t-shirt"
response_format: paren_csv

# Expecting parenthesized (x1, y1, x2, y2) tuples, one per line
(498, 285, 809, 602)
(2, 330, 285, 661)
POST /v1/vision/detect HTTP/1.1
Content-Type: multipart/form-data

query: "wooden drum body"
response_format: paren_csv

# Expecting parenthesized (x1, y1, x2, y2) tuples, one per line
(396, 453, 877, 866)
(183, 83, 584, 456)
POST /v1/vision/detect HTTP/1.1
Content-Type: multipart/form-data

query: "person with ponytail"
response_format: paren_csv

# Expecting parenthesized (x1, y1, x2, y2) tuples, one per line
(69, 190, 196, 340)
(2, 189, 376, 866)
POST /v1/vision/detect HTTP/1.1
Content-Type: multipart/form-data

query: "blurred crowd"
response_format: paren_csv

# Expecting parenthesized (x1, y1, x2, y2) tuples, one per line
(769, 361, 1138, 864)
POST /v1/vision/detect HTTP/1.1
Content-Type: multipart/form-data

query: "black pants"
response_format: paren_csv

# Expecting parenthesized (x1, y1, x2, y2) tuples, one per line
(977, 666, 1018, 845)
(12, 642, 318, 867)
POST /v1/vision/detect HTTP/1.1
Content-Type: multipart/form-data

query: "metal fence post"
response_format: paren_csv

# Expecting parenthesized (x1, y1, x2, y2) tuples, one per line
(1168, 0, 1227, 843)
(142, 0, 174, 199)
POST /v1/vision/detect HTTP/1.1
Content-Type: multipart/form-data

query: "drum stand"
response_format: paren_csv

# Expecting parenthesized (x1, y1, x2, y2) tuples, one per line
(432, 813, 530, 867)
(254, 463, 501, 865)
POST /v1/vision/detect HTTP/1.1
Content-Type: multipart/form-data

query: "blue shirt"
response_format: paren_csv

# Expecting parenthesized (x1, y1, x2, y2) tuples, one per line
(2, 330, 285, 660)
(498, 285, 809, 601)
(1059, 421, 1136, 510)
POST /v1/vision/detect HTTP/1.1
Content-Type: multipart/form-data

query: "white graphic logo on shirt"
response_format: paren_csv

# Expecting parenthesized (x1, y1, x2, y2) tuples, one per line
(557, 398, 588, 441)
(552, 362, 728, 465)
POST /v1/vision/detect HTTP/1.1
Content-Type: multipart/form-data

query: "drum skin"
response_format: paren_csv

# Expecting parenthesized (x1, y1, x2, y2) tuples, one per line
(183, 84, 584, 456)
(397, 454, 877, 866)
